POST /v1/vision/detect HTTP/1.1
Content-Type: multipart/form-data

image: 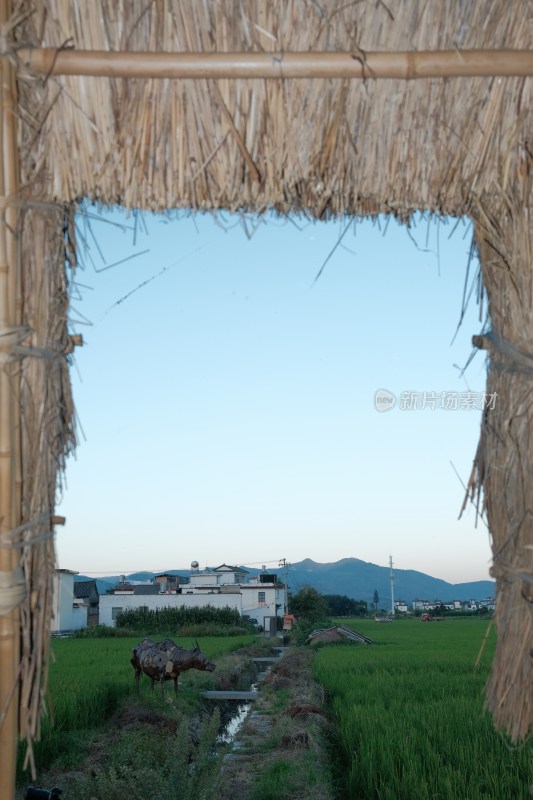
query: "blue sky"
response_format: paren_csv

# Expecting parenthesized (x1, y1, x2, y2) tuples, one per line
(56, 208, 492, 584)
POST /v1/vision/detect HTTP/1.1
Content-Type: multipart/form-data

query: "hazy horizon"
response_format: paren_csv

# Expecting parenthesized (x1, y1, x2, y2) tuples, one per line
(72, 554, 493, 588)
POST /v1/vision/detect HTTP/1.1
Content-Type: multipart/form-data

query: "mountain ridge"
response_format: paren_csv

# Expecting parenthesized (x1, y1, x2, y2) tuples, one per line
(76, 557, 494, 605)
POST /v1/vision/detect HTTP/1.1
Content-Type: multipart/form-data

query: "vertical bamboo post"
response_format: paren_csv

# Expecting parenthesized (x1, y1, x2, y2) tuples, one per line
(0, 0, 21, 796)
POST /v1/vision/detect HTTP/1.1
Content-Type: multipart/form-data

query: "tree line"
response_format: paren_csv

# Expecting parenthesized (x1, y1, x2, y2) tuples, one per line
(289, 587, 368, 622)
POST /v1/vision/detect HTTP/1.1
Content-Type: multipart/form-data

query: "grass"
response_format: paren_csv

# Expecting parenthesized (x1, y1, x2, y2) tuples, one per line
(314, 617, 532, 800)
(35, 706, 224, 800)
(250, 759, 302, 799)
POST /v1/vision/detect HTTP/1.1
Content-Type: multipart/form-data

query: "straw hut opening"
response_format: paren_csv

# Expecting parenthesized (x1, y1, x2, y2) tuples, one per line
(1, 0, 533, 794)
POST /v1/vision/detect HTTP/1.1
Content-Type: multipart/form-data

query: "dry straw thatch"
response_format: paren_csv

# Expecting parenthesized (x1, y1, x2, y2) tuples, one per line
(1, 0, 533, 794)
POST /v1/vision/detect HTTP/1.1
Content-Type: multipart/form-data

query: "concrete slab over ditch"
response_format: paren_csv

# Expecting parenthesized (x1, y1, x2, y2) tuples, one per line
(251, 657, 278, 663)
(201, 690, 260, 700)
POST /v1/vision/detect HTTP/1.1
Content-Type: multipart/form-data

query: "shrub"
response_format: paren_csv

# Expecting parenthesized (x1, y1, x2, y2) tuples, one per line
(178, 623, 249, 637)
(74, 625, 132, 638)
(115, 604, 241, 631)
(58, 709, 223, 800)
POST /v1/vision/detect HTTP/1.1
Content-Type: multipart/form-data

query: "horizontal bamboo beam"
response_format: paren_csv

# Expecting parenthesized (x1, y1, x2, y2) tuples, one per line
(16, 48, 533, 80)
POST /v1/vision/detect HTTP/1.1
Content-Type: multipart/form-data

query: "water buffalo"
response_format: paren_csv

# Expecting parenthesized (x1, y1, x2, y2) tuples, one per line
(130, 638, 216, 694)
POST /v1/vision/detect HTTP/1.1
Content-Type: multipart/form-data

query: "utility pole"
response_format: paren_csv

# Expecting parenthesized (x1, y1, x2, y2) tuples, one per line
(389, 554, 395, 615)
(279, 558, 289, 615)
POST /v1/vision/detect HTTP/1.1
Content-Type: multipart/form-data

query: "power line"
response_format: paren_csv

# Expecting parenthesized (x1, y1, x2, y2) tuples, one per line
(71, 557, 286, 575)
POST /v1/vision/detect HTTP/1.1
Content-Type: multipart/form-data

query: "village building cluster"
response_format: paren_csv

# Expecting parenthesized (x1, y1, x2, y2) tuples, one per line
(396, 597, 496, 613)
(52, 564, 286, 634)
(52, 565, 496, 635)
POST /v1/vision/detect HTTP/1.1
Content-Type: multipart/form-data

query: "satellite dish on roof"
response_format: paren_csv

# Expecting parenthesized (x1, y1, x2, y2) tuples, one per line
(191, 560, 199, 570)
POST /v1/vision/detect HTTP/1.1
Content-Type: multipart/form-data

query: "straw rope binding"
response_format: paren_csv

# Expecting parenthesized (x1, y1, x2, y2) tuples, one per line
(0, 566, 25, 615)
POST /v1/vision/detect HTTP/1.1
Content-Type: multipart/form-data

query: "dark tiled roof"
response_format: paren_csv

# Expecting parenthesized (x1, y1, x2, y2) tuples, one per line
(74, 579, 98, 599)
(111, 583, 160, 595)
(155, 573, 188, 583)
(132, 585, 161, 595)
(213, 563, 249, 573)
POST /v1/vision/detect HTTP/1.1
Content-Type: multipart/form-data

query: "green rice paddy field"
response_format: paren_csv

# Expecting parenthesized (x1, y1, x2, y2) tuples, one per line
(24, 622, 532, 799)
(316, 617, 532, 800)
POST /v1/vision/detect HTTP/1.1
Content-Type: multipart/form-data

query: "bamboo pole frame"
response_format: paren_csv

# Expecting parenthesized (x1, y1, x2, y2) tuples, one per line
(17, 48, 533, 80)
(0, 15, 530, 795)
(0, 0, 21, 797)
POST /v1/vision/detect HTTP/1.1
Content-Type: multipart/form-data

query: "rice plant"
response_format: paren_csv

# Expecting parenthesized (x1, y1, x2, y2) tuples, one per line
(314, 618, 532, 800)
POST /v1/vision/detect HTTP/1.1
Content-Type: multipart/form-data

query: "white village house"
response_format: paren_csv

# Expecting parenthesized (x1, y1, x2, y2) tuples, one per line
(411, 597, 496, 613)
(51, 569, 94, 633)
(98, 564, 286, 629)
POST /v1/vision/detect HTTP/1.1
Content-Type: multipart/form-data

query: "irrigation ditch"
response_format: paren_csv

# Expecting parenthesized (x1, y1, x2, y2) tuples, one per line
(210, 648, 284, 743)
(213, 643, 337, 800)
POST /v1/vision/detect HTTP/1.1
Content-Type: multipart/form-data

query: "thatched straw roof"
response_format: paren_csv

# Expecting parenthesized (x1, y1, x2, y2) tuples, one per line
(307, 625, 373, 645)
(1, 1, 533, 794)
(14, 1, 533, 216)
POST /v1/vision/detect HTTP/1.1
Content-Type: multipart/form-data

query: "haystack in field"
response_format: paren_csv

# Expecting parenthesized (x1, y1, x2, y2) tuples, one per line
(1, 2, 533, 796)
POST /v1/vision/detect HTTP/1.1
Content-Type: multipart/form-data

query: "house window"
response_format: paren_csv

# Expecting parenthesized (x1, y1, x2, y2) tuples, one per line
(111, 607, 123, 620)
(258, 591, 266, 604)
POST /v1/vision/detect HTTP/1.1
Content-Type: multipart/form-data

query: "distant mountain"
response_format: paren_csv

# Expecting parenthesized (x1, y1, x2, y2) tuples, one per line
(285, 558, 494, 605)
(76, 569, 190, 595)
(79, 558, 494, 604)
